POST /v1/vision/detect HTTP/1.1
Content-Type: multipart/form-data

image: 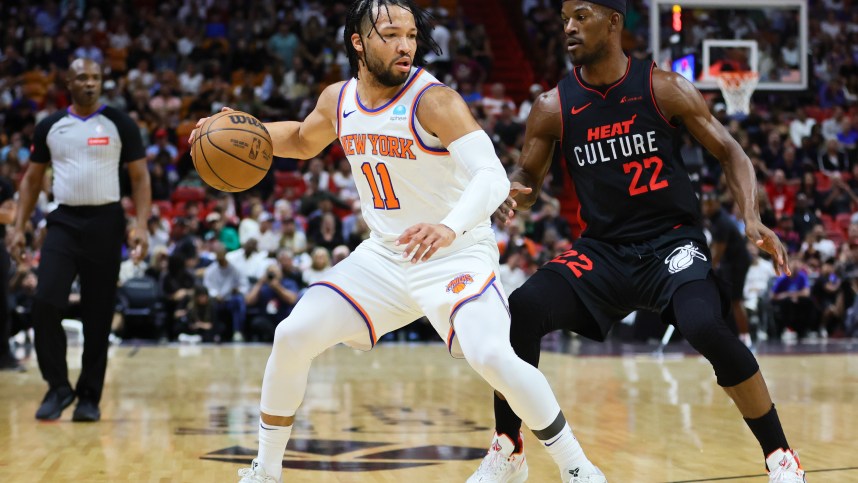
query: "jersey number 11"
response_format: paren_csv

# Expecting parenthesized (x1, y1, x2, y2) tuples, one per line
(361, 162, 400, 210)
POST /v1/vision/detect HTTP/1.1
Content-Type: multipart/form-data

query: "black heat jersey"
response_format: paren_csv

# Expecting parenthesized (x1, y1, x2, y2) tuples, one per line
(558, 57, 701, 243)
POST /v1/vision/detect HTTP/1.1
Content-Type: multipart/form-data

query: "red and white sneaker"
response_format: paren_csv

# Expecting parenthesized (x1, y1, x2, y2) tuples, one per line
(767, 448, 806, 482)
(466, 432, 528, 483)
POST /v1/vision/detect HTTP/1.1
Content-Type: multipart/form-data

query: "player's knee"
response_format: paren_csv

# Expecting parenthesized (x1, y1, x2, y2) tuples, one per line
(674, 295, 758, 387)
(463, 344, 513, 384)
(508, 286, 545, 340)
(272, 317, 315, 359)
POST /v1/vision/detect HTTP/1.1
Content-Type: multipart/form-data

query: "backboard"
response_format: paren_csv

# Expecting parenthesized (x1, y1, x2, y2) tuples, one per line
(649, 0, 808, 91)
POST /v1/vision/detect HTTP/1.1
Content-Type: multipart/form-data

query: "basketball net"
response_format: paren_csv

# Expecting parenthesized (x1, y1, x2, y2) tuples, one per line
(716, 71, 759, 116)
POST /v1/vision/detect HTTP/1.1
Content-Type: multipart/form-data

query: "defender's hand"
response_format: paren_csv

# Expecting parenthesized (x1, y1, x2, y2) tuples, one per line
(745, 220, 790, 276)
(188, 106, 234, 145)
(494, 182, 532, 225)
(396, 223, 456, 263)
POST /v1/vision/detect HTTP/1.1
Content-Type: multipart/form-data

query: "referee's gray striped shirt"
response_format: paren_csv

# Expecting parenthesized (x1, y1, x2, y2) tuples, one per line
(31, 105, 145, 206)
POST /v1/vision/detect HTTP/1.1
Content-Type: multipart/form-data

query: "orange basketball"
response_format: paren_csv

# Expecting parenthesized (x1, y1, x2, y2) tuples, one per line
(192, 110, 273, 192)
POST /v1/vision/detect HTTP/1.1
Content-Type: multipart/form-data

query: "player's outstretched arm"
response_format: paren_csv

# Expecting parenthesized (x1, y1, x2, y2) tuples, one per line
(653, 70, 789, 275)
(494, 88, 563, 224)
(188, 82, 344, 161)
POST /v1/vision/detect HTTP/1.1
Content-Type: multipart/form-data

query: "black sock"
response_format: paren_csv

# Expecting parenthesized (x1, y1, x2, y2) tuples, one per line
(744, 404, 789, 461)
(494, 391, 523, 452)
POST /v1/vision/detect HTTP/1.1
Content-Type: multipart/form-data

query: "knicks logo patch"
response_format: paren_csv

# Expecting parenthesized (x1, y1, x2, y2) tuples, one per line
(664, 242, 707, 274)
(445, 274, 474, 294)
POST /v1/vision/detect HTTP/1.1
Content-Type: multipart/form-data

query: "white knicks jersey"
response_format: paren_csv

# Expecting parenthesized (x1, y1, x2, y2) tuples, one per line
(335, 67, 494, 254)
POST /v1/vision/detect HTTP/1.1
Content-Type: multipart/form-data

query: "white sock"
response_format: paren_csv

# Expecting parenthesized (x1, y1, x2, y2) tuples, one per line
(539, 423, 595, 477)
(257, 419, 292, 478)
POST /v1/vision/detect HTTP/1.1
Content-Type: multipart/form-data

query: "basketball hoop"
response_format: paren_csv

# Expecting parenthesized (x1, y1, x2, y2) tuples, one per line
(716, 71, 759, 116)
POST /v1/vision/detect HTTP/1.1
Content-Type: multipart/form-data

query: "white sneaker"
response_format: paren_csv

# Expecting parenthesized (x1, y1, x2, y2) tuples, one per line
(237, 459, 281, 483)
(467, 432, 528, 483)
(767, 448, 806, 482)
(567, 464, 607, 483)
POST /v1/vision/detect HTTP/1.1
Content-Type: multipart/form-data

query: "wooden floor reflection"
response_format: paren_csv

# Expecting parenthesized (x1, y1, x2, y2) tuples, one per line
(1, 343, 857, 482)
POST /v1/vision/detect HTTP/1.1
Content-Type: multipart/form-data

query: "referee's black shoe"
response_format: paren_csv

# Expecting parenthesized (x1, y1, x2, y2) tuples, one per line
(35, 385, 75, 420)
(72, 399, 101, 422)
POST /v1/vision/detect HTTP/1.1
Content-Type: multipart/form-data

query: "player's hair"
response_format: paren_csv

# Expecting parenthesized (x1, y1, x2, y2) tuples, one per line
(344, 0, 441, 79)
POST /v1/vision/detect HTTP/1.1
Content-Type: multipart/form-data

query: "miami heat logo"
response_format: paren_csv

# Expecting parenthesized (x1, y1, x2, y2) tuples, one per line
(446, 274, 474, 294)
(664, 242, 707, 274)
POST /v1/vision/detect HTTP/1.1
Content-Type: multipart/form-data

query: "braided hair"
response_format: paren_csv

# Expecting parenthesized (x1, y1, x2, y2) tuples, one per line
(343, 0, 441, 79)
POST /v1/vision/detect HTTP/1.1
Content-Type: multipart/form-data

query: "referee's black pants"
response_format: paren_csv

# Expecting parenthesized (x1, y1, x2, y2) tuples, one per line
(33, 203, 124, 404)
(0, 241, 11, 361)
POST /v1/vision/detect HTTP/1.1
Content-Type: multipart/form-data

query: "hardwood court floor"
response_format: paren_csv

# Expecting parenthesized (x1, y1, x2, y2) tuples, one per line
(1, 342, 857, 482)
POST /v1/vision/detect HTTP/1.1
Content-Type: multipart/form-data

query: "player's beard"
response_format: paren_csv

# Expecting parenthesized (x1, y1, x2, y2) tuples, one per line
(364, 48, 410, 87)
(568, 37, 609, 67)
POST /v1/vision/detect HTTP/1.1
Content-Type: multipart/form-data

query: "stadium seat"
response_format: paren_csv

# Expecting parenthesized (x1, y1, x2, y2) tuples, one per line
(836, 213, 852, 232)
(275, 170, 306, 200)
(815, 172, 832, 192)
(171, 186, 206, 203)
(153, 200, 173, 219)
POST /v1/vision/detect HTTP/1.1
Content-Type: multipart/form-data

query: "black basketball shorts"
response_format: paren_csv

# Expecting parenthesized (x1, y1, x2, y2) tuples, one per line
(539, 225, 729, 341)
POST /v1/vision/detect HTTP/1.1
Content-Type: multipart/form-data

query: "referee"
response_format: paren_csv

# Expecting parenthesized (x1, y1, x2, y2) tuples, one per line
(9, 59, 151, 422)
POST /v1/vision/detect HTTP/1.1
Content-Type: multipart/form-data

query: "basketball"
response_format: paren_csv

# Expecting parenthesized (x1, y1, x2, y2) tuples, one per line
(192, 110, 273, 192)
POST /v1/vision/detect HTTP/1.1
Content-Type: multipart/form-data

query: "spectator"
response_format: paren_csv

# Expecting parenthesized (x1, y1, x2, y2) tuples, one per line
(160, 253, 195, 340)
(765, 169, 796, 218)
(302, 246, 331, 286)
(100, 80, 128, 112)
(268, 24, 299, 68)
(280, 217, 308, 256)
(257, 212, 281, 256)
(238, 202, 263, 245)
(0, 132, 30, 165)
(309, 212, 345, 252)
(818, 139, 849, 175)
(203, 242, 248, 342)
(331, 245, 350, 266)
(821, 107, 845, 141)
(118, 249, 148, 285)
(274, 248, 304, 290)
(347, 215, 371, 252)
(821, 174, 858, 216)
(482, 83, 516, 119)
(518, 84, 544, 123)
(175, 285, 218, 343)
(146, 128, 178, 162)
(789, 108, 816, 149)
(331, 158, 358, 204)
(792, 193, 821, 241)
(811, 258, 842, 338)
(743, 242, 777, 334)
(244, 263, 299, 342)
(531, 198, 571, 244)
(226, 238, 270, 283)
(771, 259, 814, 341)
(302, 157, 330, 194)
(178, 63, 204, 96)
(801, 224, 838, 261)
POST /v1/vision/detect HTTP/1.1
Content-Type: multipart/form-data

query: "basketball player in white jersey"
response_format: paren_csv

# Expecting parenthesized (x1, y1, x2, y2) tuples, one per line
(190, 1, 603, 482)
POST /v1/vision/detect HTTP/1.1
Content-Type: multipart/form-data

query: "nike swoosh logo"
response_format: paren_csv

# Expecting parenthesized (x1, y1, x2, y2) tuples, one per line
(343, 110, 356, 118)
(570, 103, 592, 115)
(544, 434, 563, 447)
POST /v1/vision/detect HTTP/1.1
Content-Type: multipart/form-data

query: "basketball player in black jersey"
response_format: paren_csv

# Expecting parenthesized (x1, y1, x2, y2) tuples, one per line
(468, 1, 806, 482)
